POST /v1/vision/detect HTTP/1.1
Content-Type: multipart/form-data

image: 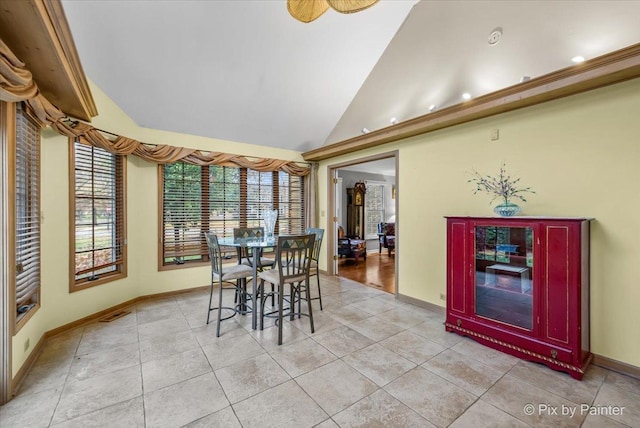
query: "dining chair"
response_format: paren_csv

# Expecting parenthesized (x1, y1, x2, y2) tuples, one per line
(205, 233, 254, 337)
(305, 227, 325, 310)
(233, 227, 276, 271)
(257, 234, 316, 345)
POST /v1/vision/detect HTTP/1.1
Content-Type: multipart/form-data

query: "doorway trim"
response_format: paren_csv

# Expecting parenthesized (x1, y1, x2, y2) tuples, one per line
(326, 150, 398, 296)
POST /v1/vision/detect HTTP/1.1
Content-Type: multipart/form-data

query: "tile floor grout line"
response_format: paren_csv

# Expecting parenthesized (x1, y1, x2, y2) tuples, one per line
(5, 275, 639, 427)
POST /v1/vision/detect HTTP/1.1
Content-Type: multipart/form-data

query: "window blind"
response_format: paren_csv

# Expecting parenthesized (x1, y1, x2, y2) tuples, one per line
(73, 140, 125, 284)
(15, 104, 40, 319)
(364, 181, 385, 239)
(161, 163, 305, 266)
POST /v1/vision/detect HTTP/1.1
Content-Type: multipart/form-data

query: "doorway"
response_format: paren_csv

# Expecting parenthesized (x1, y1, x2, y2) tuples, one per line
(328, 152, 398, 295)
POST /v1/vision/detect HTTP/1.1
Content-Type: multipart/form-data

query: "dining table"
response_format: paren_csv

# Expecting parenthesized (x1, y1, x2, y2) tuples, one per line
(217, 235, 277, 330)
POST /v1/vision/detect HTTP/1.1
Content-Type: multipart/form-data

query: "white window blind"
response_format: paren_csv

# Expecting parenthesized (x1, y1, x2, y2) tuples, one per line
(15, 104, 40, 321)
(161, 163, 305, 266)
(364, 181, 385, 239)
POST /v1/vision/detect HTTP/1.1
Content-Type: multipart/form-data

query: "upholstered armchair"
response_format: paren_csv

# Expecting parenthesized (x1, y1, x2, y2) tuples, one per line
(337, 225, 367, 262)
(377, 222, 395, 255)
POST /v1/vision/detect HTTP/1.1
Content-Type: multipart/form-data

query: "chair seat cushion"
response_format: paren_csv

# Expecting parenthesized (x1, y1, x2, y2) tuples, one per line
(258, 268, 307, 286)
(215, 264, 253, 281)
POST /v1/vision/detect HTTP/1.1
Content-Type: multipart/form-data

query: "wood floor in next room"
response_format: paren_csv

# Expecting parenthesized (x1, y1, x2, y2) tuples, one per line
(338, 252, 395, 294)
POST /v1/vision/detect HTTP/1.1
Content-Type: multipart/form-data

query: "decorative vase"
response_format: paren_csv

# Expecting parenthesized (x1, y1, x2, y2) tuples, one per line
(493, 202, 521, 217)
(263, 209, 278, 238)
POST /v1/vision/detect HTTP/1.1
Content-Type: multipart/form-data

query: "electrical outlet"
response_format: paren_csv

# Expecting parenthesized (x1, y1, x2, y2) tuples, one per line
(24, 338, 30, 352)
(440, 293, 446, 300)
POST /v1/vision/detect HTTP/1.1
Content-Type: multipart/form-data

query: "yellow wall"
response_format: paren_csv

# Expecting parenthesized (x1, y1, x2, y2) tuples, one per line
(317, 78, 640, 367)
(11, 82, 304, 376)
(13, 77, 640, 377)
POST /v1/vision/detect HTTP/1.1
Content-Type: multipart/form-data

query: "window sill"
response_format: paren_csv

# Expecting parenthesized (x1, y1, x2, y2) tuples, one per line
(159, 260, 210, 272)
(71, 271, 128, 293)
(14, 303, 40, 334)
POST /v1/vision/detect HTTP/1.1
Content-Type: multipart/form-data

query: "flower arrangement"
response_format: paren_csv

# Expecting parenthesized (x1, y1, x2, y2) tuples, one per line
(468, 163, 535, 206)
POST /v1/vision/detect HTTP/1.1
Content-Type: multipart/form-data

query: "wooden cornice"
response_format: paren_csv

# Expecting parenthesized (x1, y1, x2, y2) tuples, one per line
(303, 43, 640, 162)
(0, 0, 97, 121)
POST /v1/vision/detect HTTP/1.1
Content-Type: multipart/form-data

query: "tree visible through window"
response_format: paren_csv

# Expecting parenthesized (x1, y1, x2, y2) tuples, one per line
(161, 163, 305, 267)
(71, 139, 126, 289)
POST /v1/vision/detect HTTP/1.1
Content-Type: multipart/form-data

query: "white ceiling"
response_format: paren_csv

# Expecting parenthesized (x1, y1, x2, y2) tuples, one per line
(62, 0, 640, 153)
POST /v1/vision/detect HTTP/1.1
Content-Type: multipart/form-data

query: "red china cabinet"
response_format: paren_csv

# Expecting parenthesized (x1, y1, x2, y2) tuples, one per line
(445, 216, 592, 380)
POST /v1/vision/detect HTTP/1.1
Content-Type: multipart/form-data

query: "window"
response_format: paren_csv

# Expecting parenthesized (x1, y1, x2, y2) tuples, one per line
(364, 181, 385, 239)
(70, 139, 126, 289)
(14, 104, 41, 326)
(160, 163, 305, 267)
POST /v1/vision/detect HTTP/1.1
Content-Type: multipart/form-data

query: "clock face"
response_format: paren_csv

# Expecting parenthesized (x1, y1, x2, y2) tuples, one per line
(355, 192, 362, 205)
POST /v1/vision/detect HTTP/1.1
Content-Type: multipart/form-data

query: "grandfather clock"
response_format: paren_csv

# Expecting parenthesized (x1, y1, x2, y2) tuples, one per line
(346, 182, 366, 239)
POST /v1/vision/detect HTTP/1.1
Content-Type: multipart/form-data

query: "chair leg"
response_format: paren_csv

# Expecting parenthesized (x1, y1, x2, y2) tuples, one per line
(277, 282, 284, 345)
(216, 280, 224, 337)
(206, 280, 214, 325)
(316, 272, 323, 311)
(239, 279, 246, 314)
(290, 283, 296, 321)
(290, 284, 302, 320)
(259, 279, 266, 331)
(270, 284, 275, 307)
(305, 279, 315, 334)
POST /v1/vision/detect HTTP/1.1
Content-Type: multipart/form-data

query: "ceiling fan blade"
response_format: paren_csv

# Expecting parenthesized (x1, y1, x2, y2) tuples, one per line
(287, 0, 330, 23)
(326, 0, 379, 14)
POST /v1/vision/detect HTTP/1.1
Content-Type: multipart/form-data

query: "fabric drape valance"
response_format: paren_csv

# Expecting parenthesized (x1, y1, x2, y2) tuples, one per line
(0, 37, 309, 176)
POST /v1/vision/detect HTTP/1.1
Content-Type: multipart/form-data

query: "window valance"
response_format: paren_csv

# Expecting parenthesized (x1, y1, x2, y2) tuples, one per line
(0, 38, 309, 177)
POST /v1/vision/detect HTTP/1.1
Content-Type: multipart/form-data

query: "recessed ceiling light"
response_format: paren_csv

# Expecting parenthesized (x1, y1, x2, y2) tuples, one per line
(520, 76, 531, 82)
(361, 128, 370, 134)
(572, 56, 585, 63)
(390, 117, 399, 125)
(462, 93, 472, 100)
(428, 104, 436, 112)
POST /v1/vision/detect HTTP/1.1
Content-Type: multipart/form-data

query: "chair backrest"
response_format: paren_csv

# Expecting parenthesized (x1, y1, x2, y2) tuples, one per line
(305, 227, 324, 261)
(233, 227, 264, 239)
(275, 234, 315, 283)
(234, 227, 268, 261)
(205, 233, 223, 278)
(378, 222, 395, 235)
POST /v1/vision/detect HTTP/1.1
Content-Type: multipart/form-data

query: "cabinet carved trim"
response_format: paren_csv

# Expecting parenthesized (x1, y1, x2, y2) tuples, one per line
(444, 322, 591, 377)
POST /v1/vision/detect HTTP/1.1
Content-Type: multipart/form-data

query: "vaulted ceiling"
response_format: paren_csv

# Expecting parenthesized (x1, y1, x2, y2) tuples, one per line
(61, 0, 640, 153)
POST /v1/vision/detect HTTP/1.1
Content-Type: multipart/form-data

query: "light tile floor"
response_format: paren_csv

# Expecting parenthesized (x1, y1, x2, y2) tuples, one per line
(1, 275, 639, 427)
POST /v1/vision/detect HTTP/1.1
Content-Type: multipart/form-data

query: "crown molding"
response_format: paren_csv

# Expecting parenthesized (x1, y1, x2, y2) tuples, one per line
(303, 43, 640, 162)
(0, 0, 97, 121)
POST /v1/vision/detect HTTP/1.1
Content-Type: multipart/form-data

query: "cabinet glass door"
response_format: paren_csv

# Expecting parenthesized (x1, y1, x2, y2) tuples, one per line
(474, 226, 534, 329)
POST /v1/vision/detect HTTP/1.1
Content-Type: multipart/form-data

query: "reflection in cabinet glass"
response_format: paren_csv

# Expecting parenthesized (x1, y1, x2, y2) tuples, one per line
(475, 226, 534, 330)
